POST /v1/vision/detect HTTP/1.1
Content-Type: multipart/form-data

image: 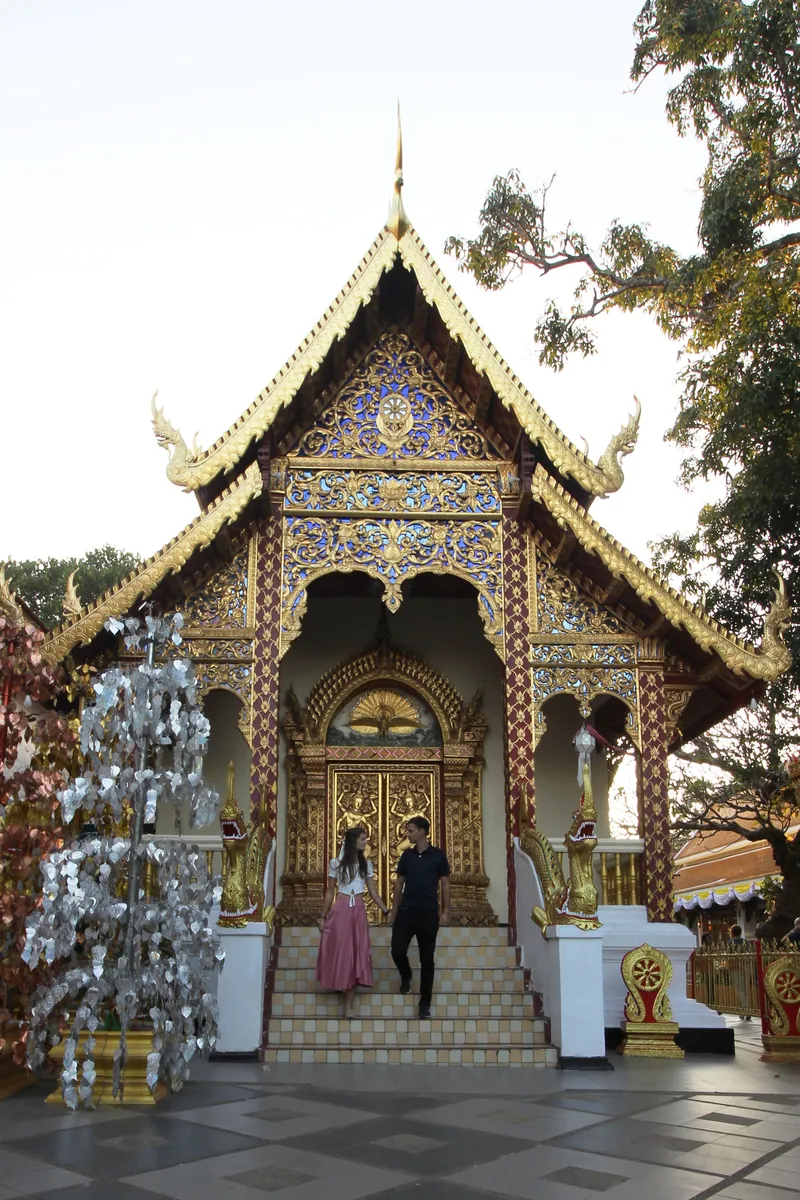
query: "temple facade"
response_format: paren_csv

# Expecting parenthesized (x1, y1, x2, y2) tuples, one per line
(42, 169, 791, 1064)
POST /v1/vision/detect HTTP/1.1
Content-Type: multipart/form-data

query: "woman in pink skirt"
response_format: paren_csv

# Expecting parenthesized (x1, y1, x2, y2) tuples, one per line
(316, 827, 389, 1018)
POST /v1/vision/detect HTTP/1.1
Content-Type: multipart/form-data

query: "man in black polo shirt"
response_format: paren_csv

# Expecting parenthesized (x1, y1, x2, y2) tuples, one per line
(388, 816, 450, 1019)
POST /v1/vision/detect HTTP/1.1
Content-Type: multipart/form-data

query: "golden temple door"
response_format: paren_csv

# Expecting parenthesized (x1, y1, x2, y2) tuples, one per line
(328, 763, 440, 921)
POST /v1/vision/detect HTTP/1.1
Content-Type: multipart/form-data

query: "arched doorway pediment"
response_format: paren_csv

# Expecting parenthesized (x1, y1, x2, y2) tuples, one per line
(295, 639, 480, 745)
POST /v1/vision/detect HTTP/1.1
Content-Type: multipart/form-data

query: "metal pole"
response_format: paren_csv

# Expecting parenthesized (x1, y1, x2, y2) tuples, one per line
(123, 628, 155, 973)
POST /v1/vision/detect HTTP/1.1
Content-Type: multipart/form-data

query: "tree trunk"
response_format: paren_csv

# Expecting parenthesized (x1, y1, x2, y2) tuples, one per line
(755, 848, 800, 941)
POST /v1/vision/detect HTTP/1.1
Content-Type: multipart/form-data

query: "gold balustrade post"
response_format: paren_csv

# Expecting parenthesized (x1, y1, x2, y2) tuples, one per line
(613, 853, 623, 905)
(599, 852, 608, 905)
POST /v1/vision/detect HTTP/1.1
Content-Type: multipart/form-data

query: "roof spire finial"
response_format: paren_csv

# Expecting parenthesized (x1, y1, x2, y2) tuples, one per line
(387, 101, 409, 241)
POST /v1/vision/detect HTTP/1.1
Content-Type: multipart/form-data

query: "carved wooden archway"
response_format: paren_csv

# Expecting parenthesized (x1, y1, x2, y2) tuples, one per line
(278, 632, 496, 926)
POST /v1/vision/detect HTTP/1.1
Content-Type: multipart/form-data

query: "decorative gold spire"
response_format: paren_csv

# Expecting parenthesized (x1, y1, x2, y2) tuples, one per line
(387, 103, 409, 241)
(0, 565, 25, 624)
(63, 571, 83, 621)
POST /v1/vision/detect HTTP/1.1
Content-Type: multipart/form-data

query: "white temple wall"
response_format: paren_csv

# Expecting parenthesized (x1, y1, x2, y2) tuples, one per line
(277, 590, 508, 922)
(157, 688, 250, 837)
(534, 694, 610, 839)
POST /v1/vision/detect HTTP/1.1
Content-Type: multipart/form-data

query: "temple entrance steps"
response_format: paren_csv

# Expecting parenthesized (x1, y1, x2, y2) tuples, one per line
(260, 925, 558, 1067)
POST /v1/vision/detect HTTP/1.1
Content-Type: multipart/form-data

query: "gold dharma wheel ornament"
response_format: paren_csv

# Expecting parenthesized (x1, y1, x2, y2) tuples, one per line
(377, 391, 414, 450)
(630, 955, 664, 992)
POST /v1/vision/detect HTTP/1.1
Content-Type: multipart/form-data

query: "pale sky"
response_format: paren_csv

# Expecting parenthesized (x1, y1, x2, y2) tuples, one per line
(1, 0, 713, 568)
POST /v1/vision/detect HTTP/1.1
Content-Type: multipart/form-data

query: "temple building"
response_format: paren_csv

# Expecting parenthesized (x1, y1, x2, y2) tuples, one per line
(41, 149, 791, 1065)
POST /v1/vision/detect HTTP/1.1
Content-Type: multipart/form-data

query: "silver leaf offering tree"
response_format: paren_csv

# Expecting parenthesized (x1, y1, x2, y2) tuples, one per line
(24, 613, 224, 1108)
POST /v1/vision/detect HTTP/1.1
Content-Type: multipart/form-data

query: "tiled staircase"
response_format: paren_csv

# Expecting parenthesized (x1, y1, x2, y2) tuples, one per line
(260, 925, 557, 1067)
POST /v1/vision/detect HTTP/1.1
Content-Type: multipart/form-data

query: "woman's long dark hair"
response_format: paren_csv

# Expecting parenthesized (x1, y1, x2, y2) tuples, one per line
(339, 827, 368, 884)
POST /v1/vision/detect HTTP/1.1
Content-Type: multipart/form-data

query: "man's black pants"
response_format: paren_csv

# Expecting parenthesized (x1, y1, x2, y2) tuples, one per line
(391, 906, 439, 1005)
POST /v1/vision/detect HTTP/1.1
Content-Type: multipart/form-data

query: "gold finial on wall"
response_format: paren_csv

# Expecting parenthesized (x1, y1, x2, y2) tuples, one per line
(387, 102, 409, 241)
(63, 571, 83, 622)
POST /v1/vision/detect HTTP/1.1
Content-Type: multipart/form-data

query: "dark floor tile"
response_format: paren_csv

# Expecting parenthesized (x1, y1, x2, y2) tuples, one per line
(6, 1115, 267, 1178)
(705, 1110, 760, 1126)
(226, 1163, 317, 1191)
(158, 1082, 265, 1110)
(635, 1132, 707, 1153)
(546, 1091, 679, 1118)
(282, 1114, 525, 1177)
(286, 1087, 461, 1117)
(544, 1165, 629, 1191)
(378, 1184, 509, 1200)
(547, 1117, 720, 1166)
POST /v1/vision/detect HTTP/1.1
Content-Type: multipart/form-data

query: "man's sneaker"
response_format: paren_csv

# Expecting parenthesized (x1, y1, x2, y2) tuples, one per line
(418, 1002, 431, 1019)
(399, 979, 411, 995)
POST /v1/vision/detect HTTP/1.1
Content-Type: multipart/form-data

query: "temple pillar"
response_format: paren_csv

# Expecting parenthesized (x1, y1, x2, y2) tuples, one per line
(501, 514, 536, 937)
(636, 645, 674, 923)
(249, 518, 283, 840)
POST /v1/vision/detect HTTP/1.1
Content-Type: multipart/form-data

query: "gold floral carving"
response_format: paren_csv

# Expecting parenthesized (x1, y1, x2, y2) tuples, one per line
(284, 468, 502, 516)
(349, 689, 420, 736)
(43, 463, 263, 664)
(530, 643, 640, 748)
(193, 662, 253, 746)
(280, 516, 504, 661)
(619, 942, 684, 1058)
(664, 687, 694, 743)
(530, 466, 792, 682)
(296, 331, 497, 461)
(535, 559, 631, 638)
(152, 224, 640, 497)
(181, 543, 250, 629)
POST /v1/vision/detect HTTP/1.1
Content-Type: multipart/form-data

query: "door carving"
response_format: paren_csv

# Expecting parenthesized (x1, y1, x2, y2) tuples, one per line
(329, 764, 439, 920)
(279, 634, 496, 927)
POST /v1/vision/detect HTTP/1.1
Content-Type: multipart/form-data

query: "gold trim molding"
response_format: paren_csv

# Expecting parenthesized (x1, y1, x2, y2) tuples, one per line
(279, 516, 504, 662)
(43, 463, 263, 663)
(530, 466, 791, 682)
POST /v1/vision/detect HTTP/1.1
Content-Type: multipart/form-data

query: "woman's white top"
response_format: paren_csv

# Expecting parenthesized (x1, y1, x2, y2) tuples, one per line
(329, 858, 373, 906)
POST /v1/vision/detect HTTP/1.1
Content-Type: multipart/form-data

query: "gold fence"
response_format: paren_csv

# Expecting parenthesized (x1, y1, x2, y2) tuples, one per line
(687, 944, 761, 1017)
(687, 943, 800, 1019)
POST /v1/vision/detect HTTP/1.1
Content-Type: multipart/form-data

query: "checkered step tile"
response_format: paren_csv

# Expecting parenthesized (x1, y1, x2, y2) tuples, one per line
(279, 926, 509, 948)
(270, 992, 530, 1018)
(271, 967, 527, 994)
(262, 924, 556, 1067)
(275, 946, 518, 970)
(261, 1045, 558, 1066)
(266, 1017, 547, 1047)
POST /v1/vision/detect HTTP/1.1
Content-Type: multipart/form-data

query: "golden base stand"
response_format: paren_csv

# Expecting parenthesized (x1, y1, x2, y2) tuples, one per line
(760, 1034, 800, 1064)
(619, 1020, 685, 1059)
(47, 1030, 167, 1106)
(0, 1023, 35, 1099)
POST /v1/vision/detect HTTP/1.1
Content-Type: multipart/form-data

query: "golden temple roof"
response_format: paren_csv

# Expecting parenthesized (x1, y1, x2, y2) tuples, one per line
(151, 223, 641, 501)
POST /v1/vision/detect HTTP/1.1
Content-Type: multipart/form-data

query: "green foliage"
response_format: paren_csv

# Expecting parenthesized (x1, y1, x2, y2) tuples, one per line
(5, 546, 139, 628)
(670, 693, 800, 937)
(447, 0, 800, 688)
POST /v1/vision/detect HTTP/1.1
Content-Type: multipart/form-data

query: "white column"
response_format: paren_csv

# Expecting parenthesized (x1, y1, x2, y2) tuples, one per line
(216, 923, 271, 1053)
(545, 925, 607, 1061)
